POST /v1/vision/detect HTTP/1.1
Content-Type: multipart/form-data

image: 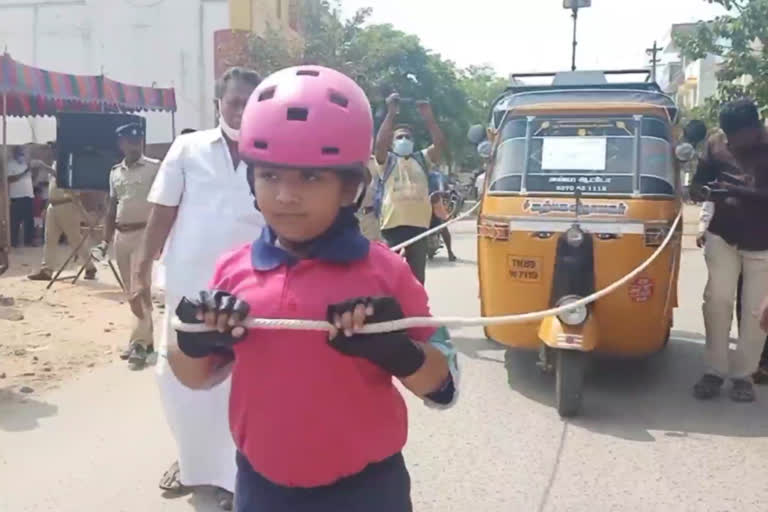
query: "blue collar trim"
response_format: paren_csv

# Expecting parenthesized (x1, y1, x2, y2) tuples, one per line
(251, 207, 370, 270)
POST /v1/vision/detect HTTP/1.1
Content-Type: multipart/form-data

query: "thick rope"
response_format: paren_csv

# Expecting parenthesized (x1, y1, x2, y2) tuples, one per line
(391, 201, 481, 252)
(172, 211, 682, 334)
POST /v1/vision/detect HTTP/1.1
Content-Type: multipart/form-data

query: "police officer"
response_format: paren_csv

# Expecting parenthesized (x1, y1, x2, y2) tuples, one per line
(27, 142, 97, 281)
(93, 122, 160, 367)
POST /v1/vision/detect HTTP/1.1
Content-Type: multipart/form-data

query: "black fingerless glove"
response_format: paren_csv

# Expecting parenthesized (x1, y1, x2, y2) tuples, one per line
(326, 297, 426, 378)
(174, 290, 250, 359)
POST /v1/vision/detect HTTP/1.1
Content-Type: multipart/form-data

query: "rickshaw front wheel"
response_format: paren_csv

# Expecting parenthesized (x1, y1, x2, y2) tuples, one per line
(556, 349, 588, 418)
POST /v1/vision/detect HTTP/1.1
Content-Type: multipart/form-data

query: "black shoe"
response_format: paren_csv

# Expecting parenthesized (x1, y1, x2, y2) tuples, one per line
(448, 253, 458, 262)
(84, 268, 97, 280)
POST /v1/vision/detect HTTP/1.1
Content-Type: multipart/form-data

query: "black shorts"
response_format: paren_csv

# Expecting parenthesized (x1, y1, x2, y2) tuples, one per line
(235, 452, 412, 512)
(430, 214, 442, 230)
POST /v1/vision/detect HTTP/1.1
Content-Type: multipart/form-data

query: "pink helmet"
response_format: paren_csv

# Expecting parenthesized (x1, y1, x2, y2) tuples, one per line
(239, 65, 373, 170)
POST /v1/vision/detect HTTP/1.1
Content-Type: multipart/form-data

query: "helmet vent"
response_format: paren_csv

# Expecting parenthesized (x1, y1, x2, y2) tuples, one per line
(286, 108, 309, 121)
(258, 87, 276, 101)
(329, 92, 349, 108)
(321, 147, 340, 155)
(253, 140, 268, 149)
(296, 69, 320, 77)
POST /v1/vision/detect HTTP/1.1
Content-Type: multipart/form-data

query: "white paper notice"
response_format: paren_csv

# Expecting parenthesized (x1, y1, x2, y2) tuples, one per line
(541, 137, 607, 171)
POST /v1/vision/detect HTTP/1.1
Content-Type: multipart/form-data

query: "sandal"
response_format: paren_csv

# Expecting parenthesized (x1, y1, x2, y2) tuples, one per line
(753, 366, 768, 385)
(693, 374, 724, 400)
(215, 488, 233, 511)
(730, 379, 756, 403)
(159, 461, 186, 493)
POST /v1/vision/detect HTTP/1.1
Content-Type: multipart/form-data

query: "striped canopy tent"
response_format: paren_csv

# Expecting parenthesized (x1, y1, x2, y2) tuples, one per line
(0, 53, 176, 116)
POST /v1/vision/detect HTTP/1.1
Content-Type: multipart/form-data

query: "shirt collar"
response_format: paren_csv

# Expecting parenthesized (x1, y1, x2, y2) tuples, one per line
(251, 207, 370, 271)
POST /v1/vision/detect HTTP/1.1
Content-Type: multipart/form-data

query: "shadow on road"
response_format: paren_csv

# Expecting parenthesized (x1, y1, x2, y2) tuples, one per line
(486, 337, 768, 442)
(0, 389, 58, 432)
(455, 333, 768, 442)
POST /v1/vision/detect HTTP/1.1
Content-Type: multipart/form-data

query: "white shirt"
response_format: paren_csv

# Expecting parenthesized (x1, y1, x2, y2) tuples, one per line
(147, 128, 265, 297)
(8, 159, 34, 199)
(475, 172, 486, 197)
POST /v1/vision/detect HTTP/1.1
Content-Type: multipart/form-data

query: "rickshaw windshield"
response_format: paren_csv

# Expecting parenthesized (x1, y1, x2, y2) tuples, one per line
(489, 115, 676, 196)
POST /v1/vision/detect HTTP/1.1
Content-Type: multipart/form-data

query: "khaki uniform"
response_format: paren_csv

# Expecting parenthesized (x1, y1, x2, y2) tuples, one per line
(110, 156, 160, 348)
(41, 177, 96, 272)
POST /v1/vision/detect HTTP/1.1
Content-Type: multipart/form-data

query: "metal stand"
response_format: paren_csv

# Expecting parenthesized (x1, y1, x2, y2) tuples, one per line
(46, 206, 124, 291)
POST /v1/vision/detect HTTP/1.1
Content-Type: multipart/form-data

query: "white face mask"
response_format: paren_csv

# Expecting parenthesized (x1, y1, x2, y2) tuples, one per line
(218, 100, 240, 142)
(393, 138, 414, 157)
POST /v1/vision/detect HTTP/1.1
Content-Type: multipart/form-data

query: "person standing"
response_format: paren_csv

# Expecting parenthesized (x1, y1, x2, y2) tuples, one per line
(92, 123, 160, 368)
(27, 145, 97, 281)
(7, 145, 35, 248)
(691, 99, 768, 402)
(373, 93, 447, 283)
(356, 156, 382, 241)
(131, 67, 263, 510)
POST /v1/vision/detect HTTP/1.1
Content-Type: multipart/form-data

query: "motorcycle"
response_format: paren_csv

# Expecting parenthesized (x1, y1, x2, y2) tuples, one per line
(427, 185, 464, 260)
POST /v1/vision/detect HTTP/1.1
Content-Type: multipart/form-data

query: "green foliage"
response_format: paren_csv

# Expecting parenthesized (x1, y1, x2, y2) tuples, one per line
(248, 0, 507, 169)
(674, 0, 768, 121)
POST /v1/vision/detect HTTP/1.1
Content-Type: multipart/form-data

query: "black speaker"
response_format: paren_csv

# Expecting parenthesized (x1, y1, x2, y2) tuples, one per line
(55, 113, 146, 191)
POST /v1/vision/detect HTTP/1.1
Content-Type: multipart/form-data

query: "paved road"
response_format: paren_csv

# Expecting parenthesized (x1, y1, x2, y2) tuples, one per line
(2, 220, 767, 511)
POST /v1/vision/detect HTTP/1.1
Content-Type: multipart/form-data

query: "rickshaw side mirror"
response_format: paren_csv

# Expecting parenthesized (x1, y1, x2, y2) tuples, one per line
(477, 140, 492, 159)
(675, 143, 696, 162)
(468, 124, 486, 145)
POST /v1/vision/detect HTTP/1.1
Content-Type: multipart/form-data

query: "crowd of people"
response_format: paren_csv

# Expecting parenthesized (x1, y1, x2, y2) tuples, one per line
(6, 63, 768, 511)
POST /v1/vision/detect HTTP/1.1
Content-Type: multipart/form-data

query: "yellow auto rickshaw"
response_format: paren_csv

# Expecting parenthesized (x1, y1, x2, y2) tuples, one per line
(468, 70, 691, 417)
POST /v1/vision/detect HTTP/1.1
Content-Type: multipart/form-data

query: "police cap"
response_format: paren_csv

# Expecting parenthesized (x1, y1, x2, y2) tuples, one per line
(115, 122, 144, 138)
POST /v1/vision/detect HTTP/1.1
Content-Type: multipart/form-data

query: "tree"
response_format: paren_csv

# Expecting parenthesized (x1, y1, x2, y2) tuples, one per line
(248, 0, 506, 169)
(675, 0, 768, 123)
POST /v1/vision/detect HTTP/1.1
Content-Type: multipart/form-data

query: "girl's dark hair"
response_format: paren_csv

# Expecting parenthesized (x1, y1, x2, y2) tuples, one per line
(719, 98, 761, 136)
(215, 67, 262, 99)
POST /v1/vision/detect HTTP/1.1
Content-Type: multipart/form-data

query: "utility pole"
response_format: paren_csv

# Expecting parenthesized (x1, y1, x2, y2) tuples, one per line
(563, 1, 591, 72)
(646, 40, 663, 82)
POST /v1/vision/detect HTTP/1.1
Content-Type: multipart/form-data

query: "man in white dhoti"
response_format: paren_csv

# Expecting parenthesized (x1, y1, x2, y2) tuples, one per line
(131, 67, 263, 510)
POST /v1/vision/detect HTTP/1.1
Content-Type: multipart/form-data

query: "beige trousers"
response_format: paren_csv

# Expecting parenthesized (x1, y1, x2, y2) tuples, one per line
(114, 229, 153, 348)
(703, 233, 768, 379)
(42, 203, 95, 271)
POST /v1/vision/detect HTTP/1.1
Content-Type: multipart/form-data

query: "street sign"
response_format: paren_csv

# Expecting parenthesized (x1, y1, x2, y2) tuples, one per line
(563, 0, 591, 8)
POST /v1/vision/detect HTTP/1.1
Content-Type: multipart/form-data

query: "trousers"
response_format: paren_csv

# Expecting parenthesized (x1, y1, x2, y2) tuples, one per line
(382, 226, 428, 284)
(10, 196, 34, 246)
(703, 233, 768, 379)
(114, 229, 153, 348)
(234, 452, 412, 512)
(41, 203, 95, 272)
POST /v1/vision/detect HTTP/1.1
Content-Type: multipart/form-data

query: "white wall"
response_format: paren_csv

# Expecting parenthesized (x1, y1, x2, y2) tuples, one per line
(0, 0, 229, 145)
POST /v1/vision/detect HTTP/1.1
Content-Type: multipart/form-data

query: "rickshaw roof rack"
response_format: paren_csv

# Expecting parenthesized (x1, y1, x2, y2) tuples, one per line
(490, 70, 678, 123)
(508, 69, 658, 92)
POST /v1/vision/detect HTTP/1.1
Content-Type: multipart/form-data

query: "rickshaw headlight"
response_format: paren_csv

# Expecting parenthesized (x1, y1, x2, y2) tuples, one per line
(565, 226, 585, 247)
(556, 296, 588, 326)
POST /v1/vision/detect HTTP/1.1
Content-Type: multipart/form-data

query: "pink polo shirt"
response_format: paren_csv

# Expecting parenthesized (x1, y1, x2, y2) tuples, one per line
(209, 241, 436, 488)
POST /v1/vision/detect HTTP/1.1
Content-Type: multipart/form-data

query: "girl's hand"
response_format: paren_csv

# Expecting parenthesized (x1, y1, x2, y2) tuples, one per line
(326, 297, 426, 377)
(174, 291, 249, 358)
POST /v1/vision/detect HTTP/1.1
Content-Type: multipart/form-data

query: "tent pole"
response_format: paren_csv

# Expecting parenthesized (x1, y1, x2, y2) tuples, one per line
(0, 91, 9, 274)
(171, 111, 176, 139)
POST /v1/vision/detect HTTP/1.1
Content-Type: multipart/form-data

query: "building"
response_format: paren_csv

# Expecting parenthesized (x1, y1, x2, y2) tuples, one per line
(0, 0, 305, 144)
(654, 23, 720, 111)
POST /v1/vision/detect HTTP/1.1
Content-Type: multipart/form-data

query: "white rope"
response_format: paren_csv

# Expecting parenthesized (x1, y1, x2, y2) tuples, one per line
(172, 211, 682, 335)
(391, 201, 482, 252)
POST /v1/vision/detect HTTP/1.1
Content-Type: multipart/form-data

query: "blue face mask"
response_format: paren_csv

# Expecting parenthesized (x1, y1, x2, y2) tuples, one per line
(393, 138, 414, 157)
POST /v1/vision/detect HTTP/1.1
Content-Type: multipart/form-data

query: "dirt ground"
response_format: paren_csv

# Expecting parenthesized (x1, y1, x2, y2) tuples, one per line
(0, 204, 703, 405)
(0, 243, 163, 404)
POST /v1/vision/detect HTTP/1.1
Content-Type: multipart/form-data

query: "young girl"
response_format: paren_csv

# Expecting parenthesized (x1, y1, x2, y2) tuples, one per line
(168, 65, 458, 512)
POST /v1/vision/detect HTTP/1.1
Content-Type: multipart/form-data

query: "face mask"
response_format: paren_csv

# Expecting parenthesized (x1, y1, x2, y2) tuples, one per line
(393, 138, 414, 157)
(218, 100, 240, 142)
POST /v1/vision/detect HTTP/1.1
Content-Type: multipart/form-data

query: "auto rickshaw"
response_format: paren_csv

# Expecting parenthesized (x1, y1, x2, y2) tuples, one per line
(468, 70, 692, 417)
